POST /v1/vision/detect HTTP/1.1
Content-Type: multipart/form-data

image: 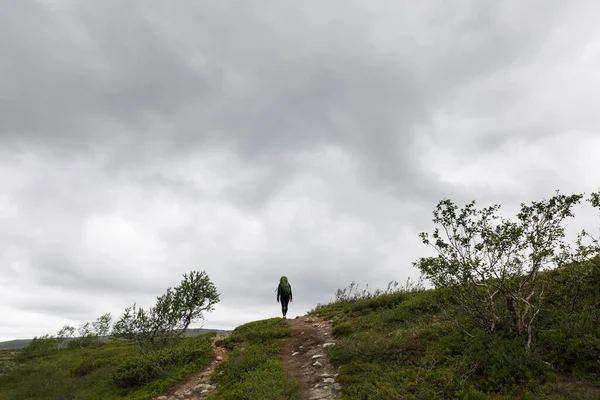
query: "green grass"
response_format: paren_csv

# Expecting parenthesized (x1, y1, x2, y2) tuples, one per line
(0, 333, 215, 400)
(308, 261, 600, 399)
(208, 318, 299, 400)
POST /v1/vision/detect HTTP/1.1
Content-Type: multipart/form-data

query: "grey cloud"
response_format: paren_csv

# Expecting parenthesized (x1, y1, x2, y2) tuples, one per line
(2, 1, 600, 341)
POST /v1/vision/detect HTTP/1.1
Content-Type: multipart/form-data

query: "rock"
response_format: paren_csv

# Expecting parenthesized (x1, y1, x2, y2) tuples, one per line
(311, 354, 323, 359)
(193, 383, 211, 392)
(292, 351, 299, 356)
(323, 342, 336, 348)
(156, 397, 168, 400)
(323, 378, 335, 384)
(299, 345, 304, 348)
(216, 356, 223, 361)
(313, 360, 323, 367)
(201, 389, 210, 394)
(320, 373, 332, 377)
(167, 396, 177, 400)
(310, 387, 333, 399)
(333, 383, 342, 391)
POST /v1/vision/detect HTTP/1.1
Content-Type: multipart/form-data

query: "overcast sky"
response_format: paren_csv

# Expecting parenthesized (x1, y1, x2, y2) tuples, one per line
(1, 1, 600, 342)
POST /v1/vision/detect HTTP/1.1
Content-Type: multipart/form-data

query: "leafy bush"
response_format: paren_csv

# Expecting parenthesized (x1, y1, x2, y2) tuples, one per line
(465, 335, 548, 393)
(113, 333, 213, 388)
(70, 356, 105, 377)
(331, 320, 353, 338)
(16, 335, 59, 360)
(112, 270, 220, 351)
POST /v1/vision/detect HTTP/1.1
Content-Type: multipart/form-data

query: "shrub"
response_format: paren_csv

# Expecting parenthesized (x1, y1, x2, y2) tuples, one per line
(331, 321, 354, 338)
(70, 356, 104, 377)
(465, 335, 548, 393)
(113, 333, 213, 388)
(16, 335, 58, 360)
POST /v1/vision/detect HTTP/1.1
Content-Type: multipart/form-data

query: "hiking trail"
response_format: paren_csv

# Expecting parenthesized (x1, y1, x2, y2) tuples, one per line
(154, 316, 341, 400)
(153, 335, 229, 400)
(280, 316, 342, 400)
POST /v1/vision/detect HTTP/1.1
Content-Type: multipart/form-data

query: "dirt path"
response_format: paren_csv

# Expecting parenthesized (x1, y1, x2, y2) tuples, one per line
(154, 316, 341, 400)
(280, 316, 342, 400)
(153, 335, 229, 400)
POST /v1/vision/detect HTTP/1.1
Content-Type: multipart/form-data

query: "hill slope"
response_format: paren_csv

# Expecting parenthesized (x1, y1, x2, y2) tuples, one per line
(305, 264, 600, 399)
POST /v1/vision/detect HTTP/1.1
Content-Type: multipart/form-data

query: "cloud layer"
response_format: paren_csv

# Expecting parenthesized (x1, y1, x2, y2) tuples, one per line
(1, 0, 600, 341)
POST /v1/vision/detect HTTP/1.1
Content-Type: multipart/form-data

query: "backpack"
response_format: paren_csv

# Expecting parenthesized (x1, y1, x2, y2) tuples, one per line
(279, 276, 291, 296)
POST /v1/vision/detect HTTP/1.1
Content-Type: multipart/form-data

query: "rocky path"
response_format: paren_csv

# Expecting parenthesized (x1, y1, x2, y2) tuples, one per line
(153, 335, 228, 400)
(280, 316, 342, 400)
(154, 316, 341, 400)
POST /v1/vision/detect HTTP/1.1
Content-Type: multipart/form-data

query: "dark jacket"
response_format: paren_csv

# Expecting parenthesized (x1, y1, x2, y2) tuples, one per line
(277, 283, 293, 302)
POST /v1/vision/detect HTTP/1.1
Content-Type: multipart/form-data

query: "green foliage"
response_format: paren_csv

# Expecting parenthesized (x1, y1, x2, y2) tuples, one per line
(309, 268, 600, 399)
(331, 321, 353, 338)
(70, 356, 106, 377)
(112, 270, 220, 351)
(209, 318, 298, 400)
(16, 335, 59, 360)
(311, 277, 425, 319)
(415, 191, 583, 349)
(220, 318, 289, 350)
(0, 333, 214, 400)
(536, 257, 600, 375)
(113, 333, 214, 388)
(0, 351, 16, 378)
(465, 335, 547, 393)
(210, 360, 297, 400)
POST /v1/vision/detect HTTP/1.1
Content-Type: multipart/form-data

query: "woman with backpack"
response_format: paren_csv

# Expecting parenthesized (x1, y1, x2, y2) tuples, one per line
(277, 276, 293, 319)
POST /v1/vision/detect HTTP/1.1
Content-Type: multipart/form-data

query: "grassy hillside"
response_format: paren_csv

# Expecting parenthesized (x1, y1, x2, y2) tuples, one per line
(208, 318, 299, 399)
(1, 258, 598, 399)
(0, 333, 215, 400)
(308, 260, 600, 399)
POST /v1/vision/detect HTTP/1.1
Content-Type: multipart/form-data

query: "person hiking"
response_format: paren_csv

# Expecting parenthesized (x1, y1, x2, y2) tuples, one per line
(277, 276, 293, 319)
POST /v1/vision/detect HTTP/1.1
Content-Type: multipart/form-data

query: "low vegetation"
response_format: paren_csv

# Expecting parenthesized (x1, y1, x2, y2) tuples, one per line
(2, 190, 600, 399)
(0, 333, 214, 400)
(0, 270, 220, 400)
(309, 189, 600, 399)
(311, 263, 600, 399)
(208, 318, 299, 400)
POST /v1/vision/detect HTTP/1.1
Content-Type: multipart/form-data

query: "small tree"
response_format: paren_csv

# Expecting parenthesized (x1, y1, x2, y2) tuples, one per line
(73, 322, 99, 348)
(92, 313, 112, 338)
(415, 191, 582, 349)
(113, 270, 220, 351)
(112, 303, 153, 351)
(56, 325, 76, 350)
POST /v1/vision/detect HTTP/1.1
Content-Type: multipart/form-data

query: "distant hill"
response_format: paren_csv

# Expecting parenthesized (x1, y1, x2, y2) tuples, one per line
(0, 328, 231, 350)
(0, 339, 31, 350)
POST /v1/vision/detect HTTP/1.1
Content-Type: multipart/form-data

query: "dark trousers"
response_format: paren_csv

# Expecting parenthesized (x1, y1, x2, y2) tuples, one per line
(280, 295, 290, 317)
